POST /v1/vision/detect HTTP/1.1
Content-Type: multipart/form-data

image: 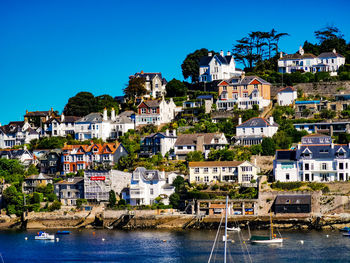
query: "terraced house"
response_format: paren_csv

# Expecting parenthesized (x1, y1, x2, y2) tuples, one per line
(61, 142, 128, 174)
(216, 75, 271, 110)
(188, 161, 259, 184)
(274, 134, 350, 182)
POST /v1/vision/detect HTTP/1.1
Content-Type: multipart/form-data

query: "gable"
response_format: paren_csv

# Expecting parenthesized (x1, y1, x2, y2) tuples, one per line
(219, 81, 229, 86)
(250, 79, 261, 85)
(138, 102, 149, 109)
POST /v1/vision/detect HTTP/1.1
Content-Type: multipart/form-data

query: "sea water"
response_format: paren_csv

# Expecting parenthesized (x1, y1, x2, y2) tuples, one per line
(0, 229, 348, 262)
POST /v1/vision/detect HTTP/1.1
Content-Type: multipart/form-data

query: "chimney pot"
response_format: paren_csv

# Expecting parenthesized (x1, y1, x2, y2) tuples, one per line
(220, 50, 224, 56)
(238, 117, 242, 125)
(208, 52, 212, 57)
(227, 51, 231, 56)
(269, 116, 274, 125)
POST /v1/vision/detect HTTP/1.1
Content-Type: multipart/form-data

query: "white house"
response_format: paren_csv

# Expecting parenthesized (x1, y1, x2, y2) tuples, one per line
(188, 161, 259, 184)
(75, 108, 134, 141)
(43, 114, 80, 137)
(278, 47, 345, 76)
(128, 167, 180, 206)
(136, 98, 177, 127)
(129, 71, 167, 98)
(0, 149, 34, 167)
(139, 129, 177, 157)
(277, 86, 298, 106)
(235, 117, 279, 146)
(274, 134, 350, 182)
(199, 51, 243, 82)
(0, 121, 39, 148)
(174, 133, 228, 160)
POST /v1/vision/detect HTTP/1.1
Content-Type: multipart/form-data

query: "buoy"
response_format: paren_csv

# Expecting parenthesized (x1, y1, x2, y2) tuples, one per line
(92, 232, 95, 235)
(326, 235, 329, 238)
(300, 240, 304, 244)
(24, 237, 28, 240)
(102, 238, 105, 241)
(162, 240, 166, 242)
(56, 238, 59, 242)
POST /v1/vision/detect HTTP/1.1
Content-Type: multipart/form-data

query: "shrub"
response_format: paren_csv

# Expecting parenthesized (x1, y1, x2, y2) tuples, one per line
(270, 181, 303, 190)
(76, 198, 88, 208)
(33, 192, 44, 203)
(48, 200, 61, 211)
(211, 184, 219, 191)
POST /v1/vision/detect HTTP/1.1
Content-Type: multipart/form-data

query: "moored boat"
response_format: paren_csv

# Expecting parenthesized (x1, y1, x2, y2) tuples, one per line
(340, 227, 350, 232)
(56, 231, 71, 235)
(250, 212, 283, 244)
(35, 231, 55, 240)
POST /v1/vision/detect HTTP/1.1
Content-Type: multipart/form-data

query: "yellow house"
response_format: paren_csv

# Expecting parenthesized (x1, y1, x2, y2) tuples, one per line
(216, 75, 271, 110)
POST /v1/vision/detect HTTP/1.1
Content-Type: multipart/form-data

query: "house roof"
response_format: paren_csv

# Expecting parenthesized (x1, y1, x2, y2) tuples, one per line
(275, 195, 311, 205)
(24, 110, 53, 117)
(140, 100, 161, 108)
(189, 161, 244, 167)
(62, 142, 124, 154)
(175, 133, 226, 146)
(132, 72, 163, 81)
(133, 167, 164, 182)
(237, 117, 279, 128)
(278, 86, 296, 93)
(279, 53, 316, 60)
(45, 116, 80, 124)
(76, 113, 103, 123)
(220, 76, 271, 86)
(143, 131, 177, 139)
(318, 52, 344, 58)
(197, 95, 213, 100)
(199, 54, 234, 67)
(25, 173, 53, 180)
(297, 144, 350, 159)
(275, 150, 297, 161)
(55, 177, 84, 185)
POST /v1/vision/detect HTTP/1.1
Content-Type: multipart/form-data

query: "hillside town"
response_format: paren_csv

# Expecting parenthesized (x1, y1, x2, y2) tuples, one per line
(2, 27, 350, 230)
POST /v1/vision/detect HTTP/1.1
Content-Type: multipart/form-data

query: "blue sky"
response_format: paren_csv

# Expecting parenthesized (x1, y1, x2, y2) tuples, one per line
(1, 0, 350, 124)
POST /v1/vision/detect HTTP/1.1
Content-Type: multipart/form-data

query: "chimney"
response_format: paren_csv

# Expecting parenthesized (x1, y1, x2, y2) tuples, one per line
(280, 51, 283, 58)
(26, 110, 28, 114)
(103, 108, 108, 121)
(238, 117, 242, 125)
(0, 122, 1, 127)
(24, 117, 28, 123)
(297, 142, 301, 150)
(141, 70, 144, 74)
(61, 113, 64, 122)
(333, 48, 336, 54)
(269, 116, 274, 125)
(254, 157, 257, 166)
(227, 51, 231, 56)
(331, 142, 334, 149)
(51, 107, 53, 112)
(111, 107, 116, 121)
(160, 169, 165, 179)
(196, 135, 204, 152)
(220, 50, 224, 56)
(208, 52, 212, 57)
(172, 129, 176, 137)
(299, 46, 304, 55)
(165, 129, 169, 136)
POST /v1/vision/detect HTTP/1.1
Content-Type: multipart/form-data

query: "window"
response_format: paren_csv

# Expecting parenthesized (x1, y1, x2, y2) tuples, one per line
(187, 146, 191, 150)
(252, 128, 254, 133)
(213, 167, 218, 173)
(242, 166, 252, 172)
(222, 167, 226, 172)
(286, 173, 290, 180)
(214, 139, 219, 143)
(223, 86, 227, 91)
(178, 146, 183, 150)
(242, 174, 252, 182)
(260, 128, 263, 133)
(141, 108, 147, 114)
(243, 85, 247, 90)
(152, 108, 157, 114)
(243, 128, 245, 134)
(204, 176, 209, 182)
(150, 188, 154, 195)
(194, 168, 199, 173)
(322, 163, 327, 170)
(305, 163, 309, 170)
(339, 163, 344, 170)
(243, 93, 248, 98)
(195, 176, 200, 182)
(204, 167, 209, 173)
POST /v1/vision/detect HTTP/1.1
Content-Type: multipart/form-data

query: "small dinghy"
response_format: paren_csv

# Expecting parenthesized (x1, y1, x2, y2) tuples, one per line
(227, 227, 241, 232)
(35, 231, 55, 240)
(342, 231, 350, 236)
(56, 231, 71, 235)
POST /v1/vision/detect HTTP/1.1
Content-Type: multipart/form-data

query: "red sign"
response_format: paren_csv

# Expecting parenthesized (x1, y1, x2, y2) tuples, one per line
(90, 176, 106, 181)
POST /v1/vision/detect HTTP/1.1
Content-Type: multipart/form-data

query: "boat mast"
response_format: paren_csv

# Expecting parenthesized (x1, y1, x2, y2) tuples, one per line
(270, 211, 273, 239)
(224, 195, 228, 263)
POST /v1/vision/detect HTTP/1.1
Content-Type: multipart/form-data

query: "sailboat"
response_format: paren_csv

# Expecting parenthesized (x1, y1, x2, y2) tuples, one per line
(250, 212, 283, 244)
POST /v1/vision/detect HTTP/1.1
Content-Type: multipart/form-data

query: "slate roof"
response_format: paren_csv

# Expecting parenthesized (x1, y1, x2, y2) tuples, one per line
(221, 76, 271, 86)
(25, 111, 53, 117)
(175, 133, 226, 146)
(278, 86, 296, 93)
(25, 173, 53, 180)
(45, 116, 80, 124)
(275, 195, 311, 205)
(189, 161, 244, 167)
(318, 52, 344, 58)
(275, 150, 297, 161)
(237, 117, 279, 128)
(143, 131, 177, 139)
(133, 72, 163, 81)
(296, 144, 350, 159)
(56, 177, 84, 185)
(279, 53, 316, 60)
(199, 54, 233, 66)
(0, 149, 32, 158)
(133, 167, 163, 181)
(197, 95, 213, 100)
(76, 113, 103, 123)
(142, 100, 161, 108)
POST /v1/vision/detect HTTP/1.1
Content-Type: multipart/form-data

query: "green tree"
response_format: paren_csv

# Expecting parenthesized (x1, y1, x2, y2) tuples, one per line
(26, 164, 39, 176)
(108, 190, 117, 207)
(2, 185, 23, 216)
(172, 176, 185, 193)
(261, 137, 276, 156)
(186, 151, 204, 162)
(169, 193, 180, 208)
(165, 78, 187, 97)
(63, 92, 97, 116)
(320, 109, 336, 119)
(48, 200, 61, 211)
(95, 95, 119, 115)
(124, 77, 147, 100)
(181, 48, 213, 82)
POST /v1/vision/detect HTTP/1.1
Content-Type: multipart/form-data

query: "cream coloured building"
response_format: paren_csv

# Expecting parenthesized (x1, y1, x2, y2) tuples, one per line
(188, 161, 259, 184)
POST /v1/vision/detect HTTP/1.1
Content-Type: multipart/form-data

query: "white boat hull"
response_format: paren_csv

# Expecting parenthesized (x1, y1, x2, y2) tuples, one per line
(251, 238, 283, 244)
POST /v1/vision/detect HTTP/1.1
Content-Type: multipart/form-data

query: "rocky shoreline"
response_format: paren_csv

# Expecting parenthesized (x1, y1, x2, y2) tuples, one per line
(2, 210, 350, 231)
